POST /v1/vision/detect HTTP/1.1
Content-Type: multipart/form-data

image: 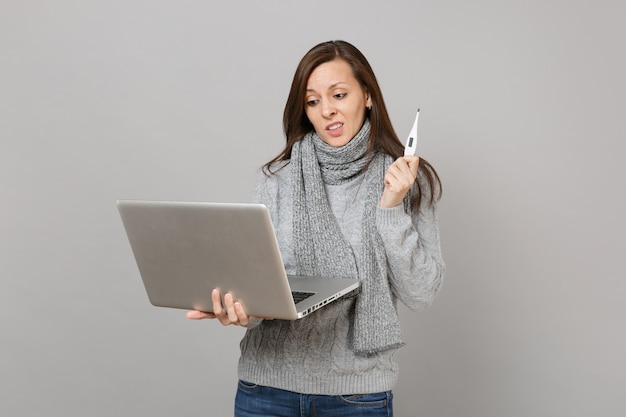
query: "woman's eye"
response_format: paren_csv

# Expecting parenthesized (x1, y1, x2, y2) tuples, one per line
(306, 99, 319, 106)
(334, 93, 347, 99)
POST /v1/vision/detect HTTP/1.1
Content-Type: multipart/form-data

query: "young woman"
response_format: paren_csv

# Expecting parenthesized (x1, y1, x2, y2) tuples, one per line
(187, 40, 445, 417)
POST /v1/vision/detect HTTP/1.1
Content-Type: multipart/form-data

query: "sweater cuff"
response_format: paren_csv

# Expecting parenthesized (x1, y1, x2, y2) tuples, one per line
(245, 317, 264, 329)
(376, 204, 407, 227)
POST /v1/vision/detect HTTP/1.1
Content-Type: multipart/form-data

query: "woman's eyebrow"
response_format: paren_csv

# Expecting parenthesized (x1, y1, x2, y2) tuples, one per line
(306, 82, 349, 93)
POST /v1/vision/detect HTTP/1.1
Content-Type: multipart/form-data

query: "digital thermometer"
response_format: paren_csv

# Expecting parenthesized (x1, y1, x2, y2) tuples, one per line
(404, 109, 420, 156)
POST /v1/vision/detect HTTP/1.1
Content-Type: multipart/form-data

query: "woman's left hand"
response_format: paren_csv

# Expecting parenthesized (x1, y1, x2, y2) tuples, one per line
(380, 155, 420, 208)
(186, 289, 251, 327)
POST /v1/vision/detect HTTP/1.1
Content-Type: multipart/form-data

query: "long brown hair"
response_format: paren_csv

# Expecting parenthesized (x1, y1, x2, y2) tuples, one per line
(264, 40, 442, 208)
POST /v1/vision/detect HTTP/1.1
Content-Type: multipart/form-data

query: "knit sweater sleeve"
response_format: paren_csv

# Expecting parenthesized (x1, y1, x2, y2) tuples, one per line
(375, 182, 445, 311)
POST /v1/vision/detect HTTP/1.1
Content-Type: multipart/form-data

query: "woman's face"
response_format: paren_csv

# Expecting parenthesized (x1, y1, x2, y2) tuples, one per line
(304, 59, 372, 147)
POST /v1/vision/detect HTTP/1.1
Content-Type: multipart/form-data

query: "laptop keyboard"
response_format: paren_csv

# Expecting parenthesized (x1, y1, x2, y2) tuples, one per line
(292, 291, 315, 304)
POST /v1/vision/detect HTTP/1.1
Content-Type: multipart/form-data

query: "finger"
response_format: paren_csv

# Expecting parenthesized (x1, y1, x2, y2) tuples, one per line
(402, 154, 419, 164)
(212, 288, 225, 315)
(404, 155, 420, 175)
(387, 158, 412, 182)
(223, 293, 240, 324)
(213, 289, 233, 326)
(397, 156, 418, 176)
(390, 157, 419, 186)
(384, 169, 412, 193)
(384, 164, 404, 186)
(234, 302, 249, 326)
(185, 310, 216, 320)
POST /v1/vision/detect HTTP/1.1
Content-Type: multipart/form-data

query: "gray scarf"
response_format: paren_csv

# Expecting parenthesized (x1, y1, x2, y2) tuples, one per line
(291, 120, 405, 354)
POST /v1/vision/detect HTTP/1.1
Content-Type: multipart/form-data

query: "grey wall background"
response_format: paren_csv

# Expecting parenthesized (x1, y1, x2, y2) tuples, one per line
(2, 1, 624, 416)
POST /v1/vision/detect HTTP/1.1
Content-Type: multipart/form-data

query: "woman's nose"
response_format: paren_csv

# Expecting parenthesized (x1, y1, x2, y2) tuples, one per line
(322, 102, 336, 118)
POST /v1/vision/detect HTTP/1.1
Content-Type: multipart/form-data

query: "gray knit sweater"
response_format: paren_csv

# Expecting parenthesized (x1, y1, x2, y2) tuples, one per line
(237, 162, 445, 395)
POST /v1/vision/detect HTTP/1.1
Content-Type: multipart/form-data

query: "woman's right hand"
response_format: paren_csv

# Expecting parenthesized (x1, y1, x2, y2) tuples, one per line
(186, 289, 251, 327)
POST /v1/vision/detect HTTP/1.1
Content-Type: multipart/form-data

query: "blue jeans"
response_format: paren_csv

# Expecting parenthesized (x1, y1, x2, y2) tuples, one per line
(234, 380, 393, 417)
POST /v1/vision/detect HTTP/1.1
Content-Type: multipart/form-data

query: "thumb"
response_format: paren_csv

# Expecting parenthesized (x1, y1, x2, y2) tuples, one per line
(405, 155, 420, 173)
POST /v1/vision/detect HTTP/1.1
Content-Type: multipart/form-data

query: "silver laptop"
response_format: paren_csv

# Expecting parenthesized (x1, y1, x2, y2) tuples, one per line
(117, 200, 360, 320)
